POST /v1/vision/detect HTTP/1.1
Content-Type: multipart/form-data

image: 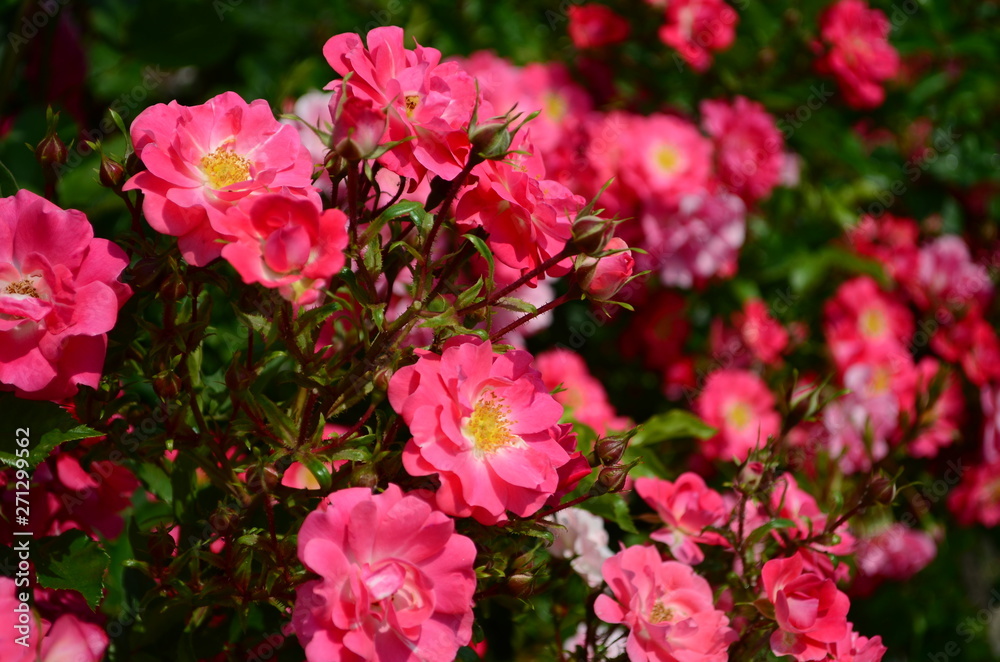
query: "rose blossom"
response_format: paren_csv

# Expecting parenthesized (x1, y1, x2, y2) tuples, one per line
(656, 0, 739, 72)
(217, 191, 348, 308)
(947, 460, 1000, 528)
(823, 276, 913, 371)
(816, 0, 900, 109)
(635, 473, 728, 564)
(535, 347, 631, 436)
(735, 298, 789, 364)
(620, 114, 712, 200)
(852, 523, 936, 596)
(0, 578, 108, 662)
(292, 485, 476, 662)
(695, 369, 780, 461)
(388, 336, 584, 524)
(568, 5, 630, 49)
(595, 544, 736, 661)
(701, 96, 785, 204)
(324, 27, 479, 181)
(0, 190, 131, 401)
(827, 624, 887, 662)
(124, 91, 315, 266)
(762, 551, 851, 661)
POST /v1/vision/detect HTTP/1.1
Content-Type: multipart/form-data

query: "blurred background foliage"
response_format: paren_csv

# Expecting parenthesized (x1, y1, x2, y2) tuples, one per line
(2, 0, 1000, 660)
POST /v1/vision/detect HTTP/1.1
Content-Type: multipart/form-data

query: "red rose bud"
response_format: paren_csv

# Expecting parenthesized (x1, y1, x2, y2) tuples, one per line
(865, 474, 897, 507)
(245, 466, 280, 494)
(735, 461, 766, 493)
(99, 155, 126, 189)
(570, 215, 612, 256)
(575, 237, 634, 301)
(35, 130, 68, 169)
(568, 5, 630, 49)
(591, 459, 640, 495)
(594, 428, 637, 466)
(332, 96, 387, 161)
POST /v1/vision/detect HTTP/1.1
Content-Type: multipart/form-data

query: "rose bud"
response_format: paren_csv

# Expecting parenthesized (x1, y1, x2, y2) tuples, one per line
(575, 237, 634, 301)
(331, 96, 387, 161)
(570, 215, 611, 256)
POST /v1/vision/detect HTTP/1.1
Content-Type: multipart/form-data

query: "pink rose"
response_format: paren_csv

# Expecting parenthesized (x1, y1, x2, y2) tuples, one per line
(324, 27, 479, 181)
(816, 0, 900, 109)
(823, 276, 914, 371)
(0, 190, 130, 401)
(695, 369, 780, 461)
(620, 114, 712, 201)
(292, 485, 477, 662)
(762, 551, 851, 661)
(595, 545, 736, 661)
(828, 624, 888, 662)
(0, 578, 108, 662)
(948, 460, 1000, 527)
(218, 191, 348, 308)
(635, 473, 728, 565)
(701, 96, 785, 204)
(535, 347, 631, 436)
(123, 91, 315, 266)
(575, 237, 635, 302)
(331, 93, 388, 161)
(388, 336, 583, 524)
(568, 5, 630, 49)
(735, 298, 789, 364)
(657, 0, 739, 72)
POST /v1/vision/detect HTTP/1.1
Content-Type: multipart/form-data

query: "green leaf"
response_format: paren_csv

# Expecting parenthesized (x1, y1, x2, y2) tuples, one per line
(462, 233, 494, 288)
(0, 159, 17, 196)
(375, 200, 428, 228)
(0, 396, 102, 469)
(455, 276, 485, 310)
(579, 493, 638, 534)
(744, 518, 797, 548)
(631, 410, 717, 447)
(35, 530, 110, 609)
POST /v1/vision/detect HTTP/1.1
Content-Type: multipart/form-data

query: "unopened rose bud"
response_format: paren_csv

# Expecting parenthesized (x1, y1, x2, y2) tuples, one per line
(591, 459, 639, 495)
(246, 466, 280, 494)
(593, 428, 637, 466)
(152, 371, 182, 400)
(332, 96, 387, 161)
(148, 528, 176, 563)
(570, 215, 611, 256)
(469, 121, 512, 161)
(575, 237, 634, 302)
(506, 572, 533, 598)
(35, 131, 68, 169)
(209, 507, 238, 536)
(866, 475, 897, 506)
(159, 273, 188, 301)
(130, 256, 165, 290)
(735, 461, 766, 493)
(99, 155, 126, 189)
(350, 463, 378, 488)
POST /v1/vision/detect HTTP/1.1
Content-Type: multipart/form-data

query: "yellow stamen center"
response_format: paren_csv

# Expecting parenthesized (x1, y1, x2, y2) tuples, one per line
(200, 145, 251, 189)
(544, 93, 567, 122)
(654, 144, 680, 173)
(859, 308, 887, 338)
(649, 602, 674, 624)
(4, 278, 40, 298)
(727, 401, 753, 430)
(465, 393, 516, 455)
(404, 95, 420, 119)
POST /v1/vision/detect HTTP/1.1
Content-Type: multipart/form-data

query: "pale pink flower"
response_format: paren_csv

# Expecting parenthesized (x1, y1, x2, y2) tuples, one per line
(853, 523, 936, 596)
(549, 507, 614, 588)
(124, 91, 315, 266)
(762, 551, 851, 661)
(909, 235, 992, 315)
(0, 190, 130, 401)
(218, 191, 348, 308)
(635, 473, 728, 564)
(536, 347, 630, 436)
(701, 96, 785, 204)
(595, 545, 736, 661)
(657, 0, 739, 72)
(388, 336, 582, 524)
(324, 27, 479, 181)
(817, 0, 900, 109)
(283, 90, 334, 166)
(696, 369, 780, 462)
(642, 192, 746, 289)
(292, 485, 477, 662)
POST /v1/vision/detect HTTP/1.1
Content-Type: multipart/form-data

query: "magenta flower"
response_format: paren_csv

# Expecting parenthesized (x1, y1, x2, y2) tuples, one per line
(324, 27, 479, 181)
(657, 0, 739, 72)
(124, 91, 315, 266)
(635, 473, 728, 565)
(218, 191, 348, 308)
(0, 190, 130, 401)
(695, 369, 780, 461)
(701, 96, 785, 204)
(388, 336, 582, 524)
(595, 544, 736, 661)
(292, 485, 477, 662)
(763, 551, 851, 661)
(535, 347, 631, 436)
(568, 5, 631, 49)
(816, 0, 900, 109)
(0, 578, 108, 662)
(576, 237, 635, 302)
